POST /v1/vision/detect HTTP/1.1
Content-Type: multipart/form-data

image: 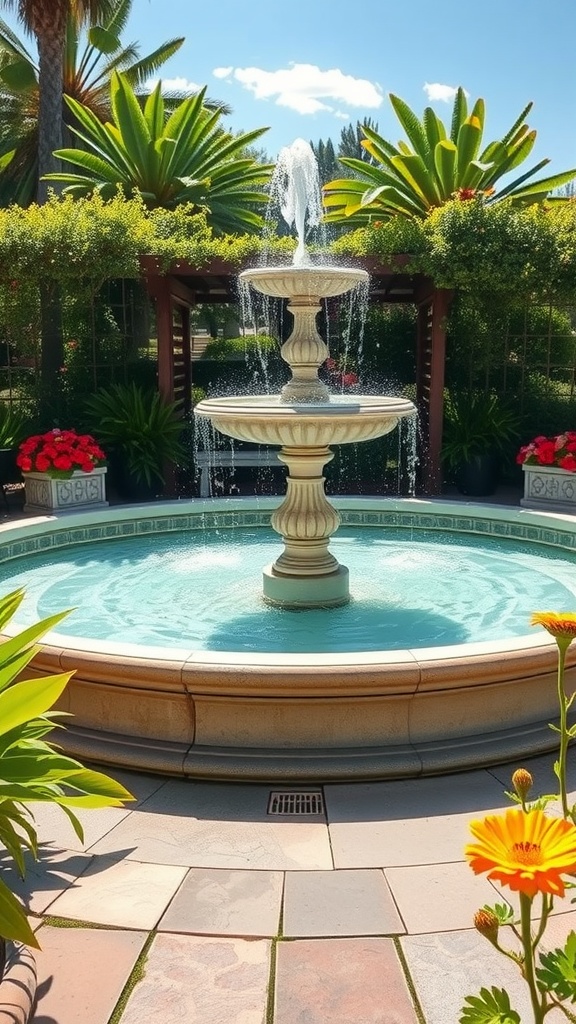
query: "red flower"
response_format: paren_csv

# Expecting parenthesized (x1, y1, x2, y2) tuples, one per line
(17, 429, 106, 478)
(517, 433, 576, 473)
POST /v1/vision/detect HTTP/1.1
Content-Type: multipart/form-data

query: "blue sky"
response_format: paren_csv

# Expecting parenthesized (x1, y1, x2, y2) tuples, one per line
(134, 0, 576, 173)
(6, 0, 576, 173)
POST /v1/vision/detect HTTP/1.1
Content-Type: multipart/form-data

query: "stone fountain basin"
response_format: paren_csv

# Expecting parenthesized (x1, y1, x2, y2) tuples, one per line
(239, 265, 368, 298)
(1, 498, 575, 781)
(195, 395, 416, 447)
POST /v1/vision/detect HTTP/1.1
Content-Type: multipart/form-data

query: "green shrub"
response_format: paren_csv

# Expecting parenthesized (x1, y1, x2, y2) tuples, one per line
(201, 334, 278, 361)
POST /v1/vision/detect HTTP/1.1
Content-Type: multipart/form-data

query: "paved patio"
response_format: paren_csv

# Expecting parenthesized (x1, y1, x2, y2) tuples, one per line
(4, 749, 571, 1023)
(2, 481, 566, 1021)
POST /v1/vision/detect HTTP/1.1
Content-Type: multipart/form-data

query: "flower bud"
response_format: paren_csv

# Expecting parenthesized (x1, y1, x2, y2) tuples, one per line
(473, 908, 499, 944)
(512, 768, 533, 801)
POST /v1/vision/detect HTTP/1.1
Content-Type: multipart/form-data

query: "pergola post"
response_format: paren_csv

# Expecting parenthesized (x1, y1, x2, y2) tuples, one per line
(415, 287, 454, 495)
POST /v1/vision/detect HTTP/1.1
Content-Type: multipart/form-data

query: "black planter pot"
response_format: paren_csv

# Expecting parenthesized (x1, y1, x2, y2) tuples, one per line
(453, 453, 500, 497)
(107, 453, 160, 502)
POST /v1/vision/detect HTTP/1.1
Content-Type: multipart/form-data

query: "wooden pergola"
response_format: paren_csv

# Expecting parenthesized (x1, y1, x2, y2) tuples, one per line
(140, 255, 453, 494)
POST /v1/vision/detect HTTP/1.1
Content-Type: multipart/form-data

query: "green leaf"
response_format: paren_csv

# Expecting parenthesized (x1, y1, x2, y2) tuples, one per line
(88, 25, 121, 55)
(0, 674, 72, 737)
(0, 877, 39, 948)
(537, 931, 576, 1000)
(434, 140, 457, 196)
(0, 59, 37, 91)
(459, 986, 520, 1024)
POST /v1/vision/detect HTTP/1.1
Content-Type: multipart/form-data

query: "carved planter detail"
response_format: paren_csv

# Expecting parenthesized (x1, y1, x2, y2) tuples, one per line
(23, 467, 108, 514)
(521, 464, 576, 513)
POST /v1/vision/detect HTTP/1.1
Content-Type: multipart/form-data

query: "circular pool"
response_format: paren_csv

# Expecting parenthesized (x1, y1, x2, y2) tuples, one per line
(2, 496, 576, 779)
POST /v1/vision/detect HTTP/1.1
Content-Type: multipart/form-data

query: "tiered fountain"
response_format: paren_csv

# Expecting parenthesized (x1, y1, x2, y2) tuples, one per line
(195, 140, 415, 608)
(0, 140, 573, 781)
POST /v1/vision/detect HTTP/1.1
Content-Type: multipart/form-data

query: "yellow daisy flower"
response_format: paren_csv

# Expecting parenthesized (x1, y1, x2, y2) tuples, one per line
(465, 808, 576, 898)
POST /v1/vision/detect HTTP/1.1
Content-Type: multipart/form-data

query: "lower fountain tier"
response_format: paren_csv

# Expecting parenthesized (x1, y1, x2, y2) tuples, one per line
(194, 394, 415, 447)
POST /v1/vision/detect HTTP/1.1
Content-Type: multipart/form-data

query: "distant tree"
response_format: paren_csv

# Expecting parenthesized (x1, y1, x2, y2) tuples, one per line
(310, 136, 337, 186)
(338, 118, 379, 162)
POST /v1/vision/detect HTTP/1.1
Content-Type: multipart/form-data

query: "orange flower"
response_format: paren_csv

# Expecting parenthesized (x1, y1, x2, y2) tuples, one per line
(465, 808, 576, 898)
(531, 612, 576, 642)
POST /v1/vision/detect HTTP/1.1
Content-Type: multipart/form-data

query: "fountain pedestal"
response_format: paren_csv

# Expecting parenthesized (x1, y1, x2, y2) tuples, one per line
(195, 264, 416, 609)
(263, 445, 348, 607)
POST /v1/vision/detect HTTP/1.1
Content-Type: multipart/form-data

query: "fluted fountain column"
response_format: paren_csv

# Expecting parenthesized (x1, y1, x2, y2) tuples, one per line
(263, 444, 348, 607)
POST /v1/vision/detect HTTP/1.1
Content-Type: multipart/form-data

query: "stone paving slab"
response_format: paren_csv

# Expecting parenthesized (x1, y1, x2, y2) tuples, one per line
(46, 856, 187, 929)
(325, 770, 510, 822)
(385, 860, 507, 934)
(402, 928, 564, 1024)
(282, 868, 404, 937)
(274, 937, 419, 1024)
(0, 848, 92, 915)
(120, 933, 271, 1024)
(29, 770, 165, 854)
(32, 924, 147, 1024)
(326, 771, 509, 868)
(90, 780, 332, 870)
(158, 867, 283, 937)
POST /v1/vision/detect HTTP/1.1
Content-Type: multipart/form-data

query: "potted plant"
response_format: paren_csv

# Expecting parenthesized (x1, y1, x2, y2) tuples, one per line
(16, 429, 107, 513)
(85, 383, 186, 501)
(442, 391, 521, 496)
(0, 588, 133, 1021)
(0, 405, 30, 501)
(517, 432, 576, 511)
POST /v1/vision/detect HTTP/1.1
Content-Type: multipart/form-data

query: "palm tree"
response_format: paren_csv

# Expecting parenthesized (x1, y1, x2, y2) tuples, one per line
(45, 72, 272, 233)
(0, 0, 121, 202)
(0, 0, 189, 205)
(324, 89, 576, 224)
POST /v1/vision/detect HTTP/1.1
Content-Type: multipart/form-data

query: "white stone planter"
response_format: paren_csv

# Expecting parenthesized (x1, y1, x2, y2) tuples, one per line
(521, 463, 576, 513)
(23, 466, 108, 514)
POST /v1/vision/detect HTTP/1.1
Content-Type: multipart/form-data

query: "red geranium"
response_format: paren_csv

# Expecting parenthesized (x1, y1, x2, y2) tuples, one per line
(517, 432, 576, 473)
(17, 429, 106, 478)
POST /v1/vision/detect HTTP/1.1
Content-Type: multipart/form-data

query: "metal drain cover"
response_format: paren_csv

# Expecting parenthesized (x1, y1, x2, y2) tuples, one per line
(267, 790, 325, 816)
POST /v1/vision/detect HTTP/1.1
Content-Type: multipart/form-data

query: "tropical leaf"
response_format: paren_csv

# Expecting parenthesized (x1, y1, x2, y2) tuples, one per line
(46, 71, 271, 231)
(450, 87, 468, 144)
(322, 89, 576, 223)
(0, 877, 39, 948)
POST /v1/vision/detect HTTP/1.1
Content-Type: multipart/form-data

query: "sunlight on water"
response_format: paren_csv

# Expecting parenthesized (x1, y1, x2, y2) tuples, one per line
(1, 527, 576, 654)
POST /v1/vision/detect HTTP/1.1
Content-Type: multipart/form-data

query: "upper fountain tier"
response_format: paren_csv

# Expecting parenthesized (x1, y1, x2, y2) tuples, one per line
(239, 264, 368, 300)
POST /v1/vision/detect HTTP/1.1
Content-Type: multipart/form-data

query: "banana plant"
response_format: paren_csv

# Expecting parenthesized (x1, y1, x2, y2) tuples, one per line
(44, 71, 272, 232)
(0, 588, 133, 949)
(323, 89, 576, 224)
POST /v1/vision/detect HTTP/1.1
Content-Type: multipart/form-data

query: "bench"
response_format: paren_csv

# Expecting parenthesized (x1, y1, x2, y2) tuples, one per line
(195, 448, 282, 497)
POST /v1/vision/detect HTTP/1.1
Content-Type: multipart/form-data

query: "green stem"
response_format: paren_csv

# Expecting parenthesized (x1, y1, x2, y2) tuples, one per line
(520, 892, 546, 1024)
(557, 640, 570, 819)
(532, 894, 552, 951)
(547, 994, 576, 1022)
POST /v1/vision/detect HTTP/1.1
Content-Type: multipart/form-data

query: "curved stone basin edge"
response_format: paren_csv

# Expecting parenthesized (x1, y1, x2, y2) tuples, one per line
(0, 497, 573, 780)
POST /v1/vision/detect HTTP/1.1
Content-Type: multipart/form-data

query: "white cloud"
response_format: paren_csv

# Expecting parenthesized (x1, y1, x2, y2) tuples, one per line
(334, 110, 350, 120)
(147, 76, 201, 95)
(213, 63, 383, 116)
(423, 82, 469, 103)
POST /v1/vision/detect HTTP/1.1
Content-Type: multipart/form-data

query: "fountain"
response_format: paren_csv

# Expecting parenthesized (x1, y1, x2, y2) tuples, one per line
(0, 142, 575, 781)
(194, 140, 415, 608)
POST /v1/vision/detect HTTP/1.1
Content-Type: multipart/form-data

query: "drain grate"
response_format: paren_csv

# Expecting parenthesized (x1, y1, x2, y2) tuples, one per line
(267, 790, 325, 816)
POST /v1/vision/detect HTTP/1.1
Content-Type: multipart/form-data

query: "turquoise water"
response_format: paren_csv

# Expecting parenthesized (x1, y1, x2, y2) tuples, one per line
(1, 526, 576, 653)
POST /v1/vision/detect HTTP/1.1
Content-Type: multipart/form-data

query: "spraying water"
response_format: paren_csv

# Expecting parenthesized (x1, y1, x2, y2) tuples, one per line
(270, 139, 323, 266)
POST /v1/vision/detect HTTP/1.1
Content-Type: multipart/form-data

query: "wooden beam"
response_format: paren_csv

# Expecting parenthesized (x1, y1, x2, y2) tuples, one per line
(426, 289, 454, 494)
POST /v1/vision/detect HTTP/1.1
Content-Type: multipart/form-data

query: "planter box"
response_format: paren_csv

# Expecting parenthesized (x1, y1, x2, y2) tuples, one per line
(23, 467, 108, 514)
(521, 463, 576, 513)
